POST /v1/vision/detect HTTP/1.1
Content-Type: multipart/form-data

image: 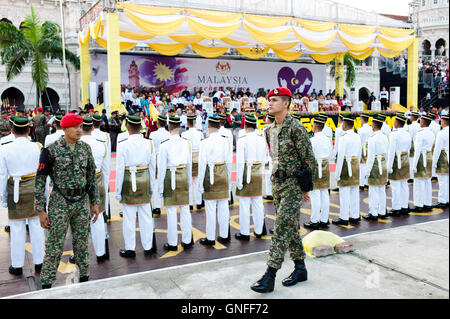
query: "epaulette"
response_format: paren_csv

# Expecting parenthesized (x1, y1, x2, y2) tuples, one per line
(160, 138, 169, 144)
(118, 138, 128, 143)
(96, 139, 106, 143)
(197, 129, 203, 132)
(221, 135, 227, 138)
(1, 140, 12, 145)
(35, 141, 43, 151)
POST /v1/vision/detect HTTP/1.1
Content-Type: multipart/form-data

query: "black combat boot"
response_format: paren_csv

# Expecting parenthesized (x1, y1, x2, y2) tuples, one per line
(235, 233, 250, 241)
(282, 259, 308, 287)
(152, 208, 161, 217)
(79, 276, 89, 283)
(250, 267, 277, 293)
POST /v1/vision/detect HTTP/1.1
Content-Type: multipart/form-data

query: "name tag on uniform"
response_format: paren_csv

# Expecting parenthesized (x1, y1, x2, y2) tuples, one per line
(279, 139, 293, 146)
(56, 156, 71, 162)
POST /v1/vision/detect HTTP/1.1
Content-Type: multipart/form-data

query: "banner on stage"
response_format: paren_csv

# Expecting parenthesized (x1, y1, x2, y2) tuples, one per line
(90, 53, 327, 95)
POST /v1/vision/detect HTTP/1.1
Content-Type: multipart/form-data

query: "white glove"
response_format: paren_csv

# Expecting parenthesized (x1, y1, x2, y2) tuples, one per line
(115, 194, 122, 201)
(388, 168, 393, 174)
(199, 187, 204, 194)
(1, 201, 7, 208)
(413, 168, 417, 174)
(236, 184, 243, 190)
(159, 193, 164, 198)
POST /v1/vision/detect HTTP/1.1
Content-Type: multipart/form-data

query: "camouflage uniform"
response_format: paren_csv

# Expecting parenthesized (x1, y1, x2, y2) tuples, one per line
(34, 113, 49, 145)
(35, 136, 100, 285)
(264, 114, 316, 270)
(0, 117, 9, 136)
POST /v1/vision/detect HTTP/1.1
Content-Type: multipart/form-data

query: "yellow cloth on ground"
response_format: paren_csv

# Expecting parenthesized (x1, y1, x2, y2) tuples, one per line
(302, 230, 345, 257)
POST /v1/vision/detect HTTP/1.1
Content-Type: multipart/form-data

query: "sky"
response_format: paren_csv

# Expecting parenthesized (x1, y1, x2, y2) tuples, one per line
(333, 0, 411, 16)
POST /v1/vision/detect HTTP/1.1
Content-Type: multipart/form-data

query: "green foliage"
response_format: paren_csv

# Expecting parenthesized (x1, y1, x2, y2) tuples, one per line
(328, 53, 362, 88)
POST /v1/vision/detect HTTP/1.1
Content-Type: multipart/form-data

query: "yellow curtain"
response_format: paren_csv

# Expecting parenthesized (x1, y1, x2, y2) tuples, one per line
(95, 38, 138, 52)
(187, 18, 241, 39)
(339, 24, 376, 37)
(90, 18, 102, 39)
(169, 34, 205, 44)
(310, 53, 338, 63)
(378, 35, 414, 52)
(124, 10, 185, 35)
(147, 43, 187, 56)
(120, 30, 154, 41)
(293, 29, 336, 49)
(295, 19, 336, 32)
(191, 44, 229, 58)
(116, 3, 183, 16)
(377, 48, 402, 58)
(270, 41, 299, 50)
(348, 48, 375, 60)
(79, 35, 91, 107)
(187, 8, 242, 23)
(221, 37, 249, 46)
(244, 23, 291, 45)
(378, 26, 414, 38)
(244, 14, 291, 28)
(78, 30, 90, 45)
(236, 47, 269, 59)
(272, 50, 303, 61)
(338, 33, 376, 51)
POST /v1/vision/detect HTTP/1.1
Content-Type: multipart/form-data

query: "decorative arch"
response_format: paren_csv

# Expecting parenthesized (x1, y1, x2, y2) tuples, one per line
(358, 86, 371, 104)
(435, 38, 446, 56)
(41, 87, 60, 111)
(422, 39, 432, 56)
(1, 87, 25, 107)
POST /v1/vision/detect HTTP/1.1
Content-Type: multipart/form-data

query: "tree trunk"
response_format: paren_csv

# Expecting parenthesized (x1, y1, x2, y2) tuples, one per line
(36, 86, 41, 108)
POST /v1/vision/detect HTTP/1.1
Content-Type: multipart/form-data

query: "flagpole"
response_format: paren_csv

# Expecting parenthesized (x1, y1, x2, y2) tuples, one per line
(60, 0, 69, 113)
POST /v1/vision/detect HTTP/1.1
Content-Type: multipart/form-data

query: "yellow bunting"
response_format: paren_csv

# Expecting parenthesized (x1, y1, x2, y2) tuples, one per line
(244, 14, 291, 28)
(348, 48, 375, 60)
(243, 23, 291, 45)
(124, 9, 185, 36)
(338, 33, 376, 52)
(78, 30, 90, 45)
(295, 19, 336, 32)
(236, 47, 269, 59)
(272, 49, 303, 61)
(106, 12, 122, 115)
(378, 34, 415, 52)
(116, 2, 183, 16)
(377, 47, 403, 58)
(221, 37, 249, 46)
(270, 41, 299, 50)
(293, 29, 336, 48)
(79, 35, 91, 107)
(310, 53, 338, 63)
(378, 26, 414, 38)
(407, 36, 419, 110)
(147, 43, 187, 56)
(187, 8, 241, 23)
(191, 44, 229, 58)
(339, 24, 376, 37)
(95, 38, 137, 52)
(119, 30, 154, 41)
(169, 34, 205, 44)
(187, 17, 241, 39)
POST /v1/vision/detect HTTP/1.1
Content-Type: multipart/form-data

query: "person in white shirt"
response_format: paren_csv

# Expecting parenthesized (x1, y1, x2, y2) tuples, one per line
(149, 115, 171, 216)
(333, 113, 345, 161)
(432, 114, 449, 208)
(387, 113, 412, 216)
(198, 115, 233, 246)
(303, 115, 333, 230)
(116, 115, 156, 258)
(181, 114, 204, 209)
(410, 113, 436, 213)
(363, 116, 389, 220)
(193, 93, 203, 109)
(218, 113, 234, 204)
(378, 113, 391, 136)
(235, 115, 267, 240)
(0, 117, 44, 275)
(263, 114, 274, 201)
(379, 87, 389, 110)
(158, 116, 193, 251)
(357, 113, 373, 190)
(408, 111, 421, 181)
(131, 93, 141, 114)
(44, 115, 64, 147)
(333, 115, 362, 226)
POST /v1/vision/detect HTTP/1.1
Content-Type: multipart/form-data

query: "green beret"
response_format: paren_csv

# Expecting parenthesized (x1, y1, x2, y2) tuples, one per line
(127, 115, 141, 125)
(410, 111, 419, 117)
(208, 115, 220, 123)
(12, 116, 30, 127)
(291, 113, 301, 120)
(421, 113, 434, 121)
(441, 114, 448, 121)
(55, 115, 63, 122)
(245, 114, 257, 124)
(168, 116, 181, 125)
(395, 114, 408, 122)
(82, 117, 93, 125)
(92, 114, 102, 122)
(361, 113, 370, 119)
(314, 115, 327, 124)
(187, 114, 196, 120)
(267, 113, 275, 120)
(373, 115, 385, 123)
(9, 116, 15, 123)
(218, 113, 227, 120)
(157, 114, 167, 122)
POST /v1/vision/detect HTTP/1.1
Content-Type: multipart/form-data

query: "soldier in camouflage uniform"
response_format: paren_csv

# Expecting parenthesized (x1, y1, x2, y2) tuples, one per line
(33, 107, 49, 146)
(251, 88, 316, 294)
(35, 113, 100, 289)
(0, 109, 10, 138)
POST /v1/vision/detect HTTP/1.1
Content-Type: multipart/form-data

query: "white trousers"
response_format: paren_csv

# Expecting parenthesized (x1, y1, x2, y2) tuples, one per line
(189, 177, 203, 206)
(310, 189, 330, 223)
(90, 214, 106, 257)
(122, 204, 154, 251)
(339, 186, 360, 220)
(360, 163, 368, 186)
(265, 170, 272, 196)
(152, 179, 161, 209)
(205, 199, 229, 241)
(413, 178, 432, 208)
(409, 158, 414, 180)
(9, 216, 44, 268)
(166, 206, 192, 246)
(437, 174, 449, 204)
(368, 185, 386, 216)
(390, 180, 410, 210)
(238, 196, 264, 236)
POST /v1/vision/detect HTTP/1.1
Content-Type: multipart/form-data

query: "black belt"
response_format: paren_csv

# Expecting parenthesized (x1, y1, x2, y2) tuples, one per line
(272, 169, 291, 181)
(59, 188, 84, 197)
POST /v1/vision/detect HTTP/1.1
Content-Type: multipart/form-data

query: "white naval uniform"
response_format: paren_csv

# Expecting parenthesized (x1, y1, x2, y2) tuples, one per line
(262, 126, 272, 197)
(310, 131, 333, 223)
(117, 131, 129, 144)
(381, 122, 391, 136)
(198, 131, 233, 241)
(0, 137, 44, 268)
(358, 123, 373, 187)
(429, 120, 440, 178)
(336, 129, 362, 221)
(116, 134, 156, 251)
(433, 126, 449, 205)
(236, 130, 267, 236)
(44, 129, 64, 147)
(387, 126, 412, 211)
(80, 135, 109, 257)
(332, 124, 345, 160)
(322, 124, 333, 139)
(0, 133, 15, 146)
(365, 130, 389, 217)
(412, 127, 435, 208)
(92, 128, 111, 217)
(408, 121, 421, 179)
(181, 127, 204, 206)
(149, 127, 171, 210)
(158, 134, 193, 246)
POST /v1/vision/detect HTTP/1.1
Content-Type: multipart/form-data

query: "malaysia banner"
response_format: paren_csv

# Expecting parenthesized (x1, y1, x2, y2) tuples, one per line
(90, 53, 327, 95)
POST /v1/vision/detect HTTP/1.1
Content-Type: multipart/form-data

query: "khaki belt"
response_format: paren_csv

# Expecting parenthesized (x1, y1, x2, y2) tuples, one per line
(125, 166, 148, 171)
(167, 165, 186, 169)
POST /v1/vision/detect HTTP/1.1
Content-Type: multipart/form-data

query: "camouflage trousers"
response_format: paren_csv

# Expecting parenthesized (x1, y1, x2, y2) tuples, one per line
(267, 178, 306, 270)
(40, 191, 91, 285)
(35, 131, 46, 146)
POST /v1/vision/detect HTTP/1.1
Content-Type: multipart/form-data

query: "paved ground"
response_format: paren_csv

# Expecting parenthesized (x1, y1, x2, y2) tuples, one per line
(0, 155, 448, 298)
(6, 219, 448, 299)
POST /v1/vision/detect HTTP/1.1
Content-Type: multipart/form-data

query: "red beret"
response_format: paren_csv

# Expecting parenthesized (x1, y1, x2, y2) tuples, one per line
(37, 107, 43, 112)
(267, 87, 292, 100)
(60, 114, 83, 128)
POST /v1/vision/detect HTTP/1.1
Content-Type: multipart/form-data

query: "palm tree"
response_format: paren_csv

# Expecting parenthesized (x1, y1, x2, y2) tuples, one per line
(328, 53, 362, 89)
(0, 4, 79, 109)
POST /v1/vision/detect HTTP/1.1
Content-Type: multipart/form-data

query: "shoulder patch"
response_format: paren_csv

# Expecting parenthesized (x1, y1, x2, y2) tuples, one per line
(160, 139, 169, 144)
(96, 139, 106, 143)
(118, 138, 128, 143)
(1, 140, 13, 145)
(221, 135, 227, 138)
